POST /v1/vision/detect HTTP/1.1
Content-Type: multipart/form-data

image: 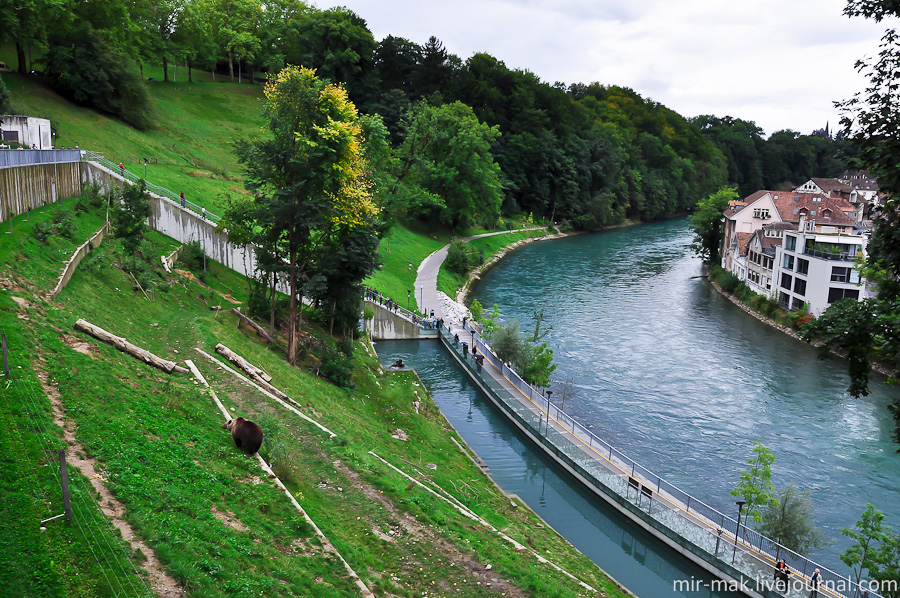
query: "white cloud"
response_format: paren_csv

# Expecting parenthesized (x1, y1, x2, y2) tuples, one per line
(328, 0, 895, 136)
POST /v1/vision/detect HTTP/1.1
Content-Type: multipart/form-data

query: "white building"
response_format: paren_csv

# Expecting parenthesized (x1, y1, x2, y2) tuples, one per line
(0, 115, 53, 149)
(769, 214, 872, 315)
(722, 190, 870, 316)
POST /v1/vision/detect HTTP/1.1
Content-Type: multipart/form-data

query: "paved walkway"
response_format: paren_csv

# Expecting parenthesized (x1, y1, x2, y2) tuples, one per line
(413, 229, 544, 325)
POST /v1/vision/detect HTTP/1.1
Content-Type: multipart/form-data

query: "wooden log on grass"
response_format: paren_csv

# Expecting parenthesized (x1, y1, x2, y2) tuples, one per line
(74, 319, 188, 374)
(215, 343, 273, 383)
(230, 308, 275, 344)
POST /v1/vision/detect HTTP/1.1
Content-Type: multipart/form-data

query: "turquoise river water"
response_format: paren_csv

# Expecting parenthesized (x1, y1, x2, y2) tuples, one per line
(376, 217, 899, 597)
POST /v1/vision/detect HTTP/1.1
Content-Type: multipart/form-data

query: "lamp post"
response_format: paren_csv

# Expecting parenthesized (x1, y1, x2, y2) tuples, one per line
(732, 500, 746, 564)
(545, 390, 553, 435)
(419, 285, 423, 315)
(407, 289, 411, 311)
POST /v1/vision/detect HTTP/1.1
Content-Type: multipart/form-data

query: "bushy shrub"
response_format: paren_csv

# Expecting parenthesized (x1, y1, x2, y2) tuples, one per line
(179, 240, 206, 272)
(445, 239, 484, 275)
(717, 270, 743, 294)
(52, 208, 76, 239)
(75, 182, 104, 213)
(318, 344, 354, 388)
(0, 74, 11, 114)
(32, 220, 54, 243)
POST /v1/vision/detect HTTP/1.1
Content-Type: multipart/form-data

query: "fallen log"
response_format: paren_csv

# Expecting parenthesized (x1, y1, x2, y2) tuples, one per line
(74, 319, 188, 374)
(230, 308, 275, 344)
(215, 343, 273, 384)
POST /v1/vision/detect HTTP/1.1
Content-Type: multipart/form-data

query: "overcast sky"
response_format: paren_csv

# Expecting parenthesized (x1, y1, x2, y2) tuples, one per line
(325, 0, 894, 138)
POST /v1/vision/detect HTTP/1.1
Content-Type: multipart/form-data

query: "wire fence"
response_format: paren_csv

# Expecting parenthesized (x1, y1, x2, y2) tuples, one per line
(1, 330, 155, 597)
(449, 320, 877, 598)
(82, 151, 221, 223)
(364, 288, 441, 331)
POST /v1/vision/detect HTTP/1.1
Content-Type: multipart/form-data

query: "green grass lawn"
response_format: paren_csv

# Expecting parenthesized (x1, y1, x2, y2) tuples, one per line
(437, 228, 550, 298)
(3, 70, 265, 216)
(0, 197, 628, 598)
(365, 222, 451, 312)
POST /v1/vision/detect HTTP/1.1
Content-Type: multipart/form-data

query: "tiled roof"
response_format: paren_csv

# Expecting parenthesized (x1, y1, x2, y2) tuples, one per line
(735, 232, 753, 256)
(772, 192, 857, 226)
(811, 178, 852, 195)
(723, 190, 767, 218)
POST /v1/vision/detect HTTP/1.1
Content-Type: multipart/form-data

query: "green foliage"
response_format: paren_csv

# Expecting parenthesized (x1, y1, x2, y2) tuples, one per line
(42, 25, 153, 129)
(75, 182, 104, 213)
(317, 343, 354, 388)
(469, 298, 484, 322)
(52, 208, 76, 239)
(0, 74, 11, 113)
(31, 219, 54, 244)
(444, 239, 484, 275)
(487, 308, 556, 387)
(111, 181, 152, 254)
(689, 185, 738, 264)
(731, 441, 777, 524)
(394, 100, 503, 228)
(841, 504, 900, 598)
(757, 483, 829, 553)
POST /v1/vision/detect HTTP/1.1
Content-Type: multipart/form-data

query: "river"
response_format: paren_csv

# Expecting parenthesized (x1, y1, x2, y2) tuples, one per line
(376, 217, 899, 597)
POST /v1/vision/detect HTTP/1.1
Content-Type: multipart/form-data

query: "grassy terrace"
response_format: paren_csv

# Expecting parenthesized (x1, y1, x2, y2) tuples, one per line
(0, 198, 627, 597)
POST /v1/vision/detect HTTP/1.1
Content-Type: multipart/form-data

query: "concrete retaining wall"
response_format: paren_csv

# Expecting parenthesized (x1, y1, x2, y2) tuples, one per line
(0, 161, 84, 221)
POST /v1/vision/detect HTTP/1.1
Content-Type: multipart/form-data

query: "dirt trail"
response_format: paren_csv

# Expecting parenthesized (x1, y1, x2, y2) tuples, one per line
(35, 357, 185, 598)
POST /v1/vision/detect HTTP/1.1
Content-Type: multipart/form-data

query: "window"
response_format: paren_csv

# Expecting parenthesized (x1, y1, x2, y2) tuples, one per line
(781, 273, 793, 290)
(779, 292, 791, 309)
(794, 278, 807, 296)
(783, 255, 794, 270)
(828, 288, 860, 303)
(797, 258, 809, 275)
(793, 299, 805, 312)
(831, 266, 850, 283)
(753, 208, 770, 219)
(785, 235, 797, 251)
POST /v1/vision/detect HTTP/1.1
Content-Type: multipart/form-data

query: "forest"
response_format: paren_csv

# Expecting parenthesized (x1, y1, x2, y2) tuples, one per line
(1, 0, 851, 229)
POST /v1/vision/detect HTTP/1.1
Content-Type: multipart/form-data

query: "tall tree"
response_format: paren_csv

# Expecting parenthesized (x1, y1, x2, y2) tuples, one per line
(731, 441, 778, 525)
(802, 0, 900, 406)
(689, 185, 738, 264)
(235, 66, 378, 363)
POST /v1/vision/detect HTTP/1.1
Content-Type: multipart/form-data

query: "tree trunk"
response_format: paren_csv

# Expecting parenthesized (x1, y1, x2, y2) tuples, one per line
(188, 58, 193, 83)
(163, 56, 169, 82)
(228, 49, 234, 83)
(288, 243, 297, 364)
(249, 64, 255, 84)
(74, 319, 188, 374)
(269, 272, 276, 336)
(16, 40, 27, 75)
(140, 63, 144, 78)
(215, 343, 273, 382)
(231, 308, 275, 343)
(329, 300, 335, 336)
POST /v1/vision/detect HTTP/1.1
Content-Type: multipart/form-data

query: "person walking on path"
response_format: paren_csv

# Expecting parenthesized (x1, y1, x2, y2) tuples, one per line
(180, 192, 186, 208)
(119, 162, 125, 177)
(809, 568, 820, 598)
(201, 207, 207, 219)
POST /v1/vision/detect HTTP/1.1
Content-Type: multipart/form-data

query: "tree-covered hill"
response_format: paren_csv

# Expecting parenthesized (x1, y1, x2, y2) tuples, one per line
(2, 1, 850, 231)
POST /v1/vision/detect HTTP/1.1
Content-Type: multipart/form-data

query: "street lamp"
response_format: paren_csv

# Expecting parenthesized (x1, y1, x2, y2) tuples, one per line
(732, 500, 746, 564)
(545, 390, 553, 434)
(407, 289, 411, 311)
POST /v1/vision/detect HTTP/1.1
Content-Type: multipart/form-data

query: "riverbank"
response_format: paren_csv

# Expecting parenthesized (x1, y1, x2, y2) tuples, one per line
(707, 272, 898, 379)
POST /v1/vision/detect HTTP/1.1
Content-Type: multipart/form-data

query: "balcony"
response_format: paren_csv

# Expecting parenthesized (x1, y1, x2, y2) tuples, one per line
(803, 247, 858, 262)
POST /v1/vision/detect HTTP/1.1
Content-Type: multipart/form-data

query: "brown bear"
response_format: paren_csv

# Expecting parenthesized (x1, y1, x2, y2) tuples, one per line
(222, 417, 264, 454)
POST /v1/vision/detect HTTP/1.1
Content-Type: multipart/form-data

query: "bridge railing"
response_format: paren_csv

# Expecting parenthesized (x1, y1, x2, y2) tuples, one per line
(453, 320, 874, 598)
(82, 151, 221, 223)
(364, 289, 441, 331)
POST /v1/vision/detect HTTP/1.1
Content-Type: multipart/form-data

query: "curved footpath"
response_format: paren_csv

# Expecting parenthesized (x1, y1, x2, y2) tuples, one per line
(413, 228, 549, 326)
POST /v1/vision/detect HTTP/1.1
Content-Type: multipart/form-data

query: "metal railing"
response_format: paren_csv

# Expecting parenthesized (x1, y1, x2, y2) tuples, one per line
(803, 248, 858, 262)
(82, 151, 221, 223)
(364, 289, 440, 332)
(0, 148, 83, 168)
(448, 320, 877, 598)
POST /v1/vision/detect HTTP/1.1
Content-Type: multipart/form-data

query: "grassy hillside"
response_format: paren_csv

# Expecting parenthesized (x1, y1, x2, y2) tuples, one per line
(0, 196, 628, 597)
(3, 68, 265, 215)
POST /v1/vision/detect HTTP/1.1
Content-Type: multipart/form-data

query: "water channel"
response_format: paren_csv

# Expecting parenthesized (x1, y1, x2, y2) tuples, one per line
(377, 217, 900, 597)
